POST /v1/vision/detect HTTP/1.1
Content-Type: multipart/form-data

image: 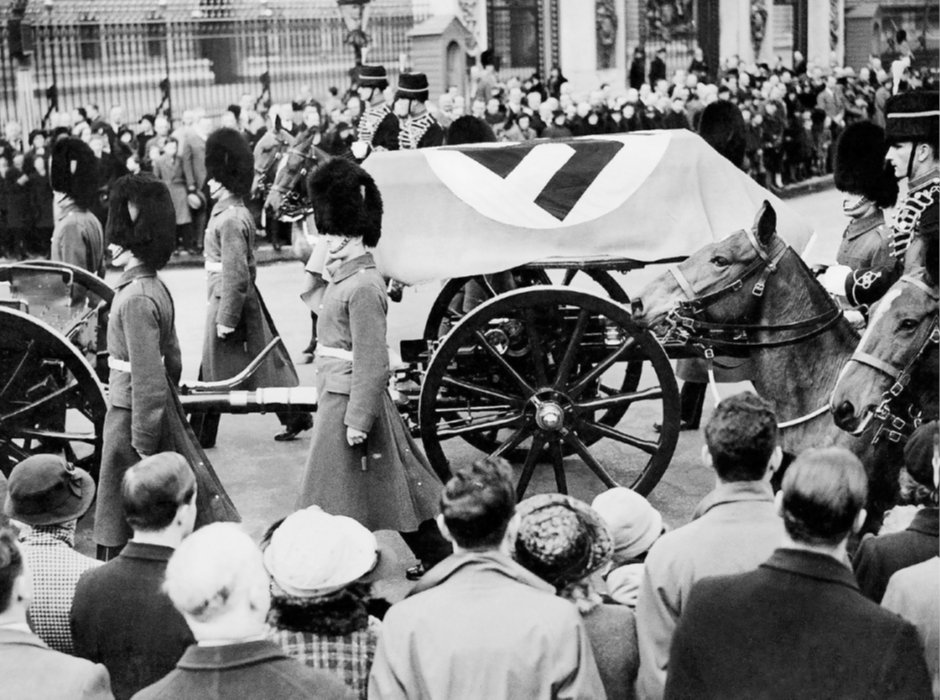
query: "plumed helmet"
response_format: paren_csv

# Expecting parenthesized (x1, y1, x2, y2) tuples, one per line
(205, 127, 254, 197)
(698, 101, 746, 169)
(107, 173, 176, 270)
(395, 72, 429, 104)
(885, 90, 939, 145)
(834, 121, 899, 208)
(445, 115, 497, 145)
(307, 158, 383, 247)
(358, 64, 388, 90)
(50, 137, 99, 210)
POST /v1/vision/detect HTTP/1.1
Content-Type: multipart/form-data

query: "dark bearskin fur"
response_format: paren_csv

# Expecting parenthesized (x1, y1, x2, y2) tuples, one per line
(446, 116, 497, 145)
(50, 137, 100, 210)
(307, 159, 383, 247)
(698, 101, 746, 169)
(834, 122, 899, 209)
(205, 127, 254, 197)
(107, 174, 176, 270)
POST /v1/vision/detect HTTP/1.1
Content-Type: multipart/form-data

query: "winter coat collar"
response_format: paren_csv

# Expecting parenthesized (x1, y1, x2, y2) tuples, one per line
(329, 252, 377, 284)
(408, 550, 555, 597)
(692, 480, 775, 520)
(761, 547, 858, 591)
(177, 639, 287, 670)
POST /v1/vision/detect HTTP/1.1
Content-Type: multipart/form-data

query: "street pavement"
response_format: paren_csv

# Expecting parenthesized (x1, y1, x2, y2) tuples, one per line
(62, 185, 846, 594)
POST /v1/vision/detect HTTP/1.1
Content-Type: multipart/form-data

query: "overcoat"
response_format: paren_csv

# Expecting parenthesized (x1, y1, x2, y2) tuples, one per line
(152, 155, 191, 225)
(94, 265, 239, 547)
(296, 253, 441, 532)
(200, 196, 297, 389)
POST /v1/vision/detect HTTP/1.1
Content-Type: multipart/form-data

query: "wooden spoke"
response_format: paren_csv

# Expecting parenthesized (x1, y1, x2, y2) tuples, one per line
(575, 386, 663, 411)
(437, 413, 523, 439)
(473, 329, 535, 395)
(441, 376, 524, 405)
(568, 336, 637, 399)
(562, 429, 620, 488)
(561, 269, 577, 286)
(576, 419, 659, 454)
(553, 309, 590, 390)
(0, 340, 34, 402)
(550, 439, 568, 494)
(0, 382, 77, 423)
(516, 435, 547, 500)
(15, 428, 98, 444)
(489, 424, 532, 461)
(523, 307, 549, 387)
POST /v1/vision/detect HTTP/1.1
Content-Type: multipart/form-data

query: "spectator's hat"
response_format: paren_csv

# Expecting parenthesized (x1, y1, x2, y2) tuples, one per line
(395, 72, 430, 103)
(263, 506, 395, 597)
(139, 113, 156, 127)
(307, 157, 382, 246)
(205, 127, 254, 197)
(50, 136, 99, 210)
(107, 173, 176, 270)
(513, 494, 612, 589)
(480, 49, 496, 69)
(903, 420, 939, 489)
(591, 487, 664, 562)
(446, 115, 496, 145)
(3, 454, 95, 526)
(885, 90, 939, 144)
(27, 129, 45, 145)
(358, 64, 388, 90)
(834, 121, 899, 208)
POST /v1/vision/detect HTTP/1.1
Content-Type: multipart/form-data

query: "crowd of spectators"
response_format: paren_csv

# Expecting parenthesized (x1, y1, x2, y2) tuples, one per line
(0, 392, 937, 699)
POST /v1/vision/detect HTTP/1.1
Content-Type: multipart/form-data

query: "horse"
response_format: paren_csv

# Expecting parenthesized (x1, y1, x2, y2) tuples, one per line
(632, 201, 920, 525)
(263, 127, 333, 222)
(250, 123, 292, 203)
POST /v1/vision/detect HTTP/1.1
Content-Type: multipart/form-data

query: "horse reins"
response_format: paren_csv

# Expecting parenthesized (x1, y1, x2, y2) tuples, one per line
(663, 228, 844, 428)
(847, 274, 940, 443)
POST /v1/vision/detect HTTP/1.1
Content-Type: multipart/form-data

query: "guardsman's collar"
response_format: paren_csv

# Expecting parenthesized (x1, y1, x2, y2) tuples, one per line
(330, 252, 376, 283)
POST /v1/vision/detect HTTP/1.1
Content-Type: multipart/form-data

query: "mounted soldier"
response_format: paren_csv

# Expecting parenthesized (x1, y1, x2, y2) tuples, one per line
(393, 72, 444, 151)
(351, 64, 398, 160)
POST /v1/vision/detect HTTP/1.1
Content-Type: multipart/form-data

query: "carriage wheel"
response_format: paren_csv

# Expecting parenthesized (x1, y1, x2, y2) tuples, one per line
(422, 269, 639, 456)
(419, 288, 679, 498)
(0, 308, 107, 480)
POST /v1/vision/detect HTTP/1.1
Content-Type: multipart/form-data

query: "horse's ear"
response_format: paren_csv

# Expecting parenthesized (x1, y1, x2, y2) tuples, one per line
(752, 200, 777, 248)
(274, 114, 283, 133)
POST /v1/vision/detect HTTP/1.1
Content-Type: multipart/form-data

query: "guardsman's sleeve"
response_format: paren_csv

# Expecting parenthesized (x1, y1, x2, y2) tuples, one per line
(844, 258, 902, 309)
(124, 294, 169, 456)
(216, 215, 250, 329)
(345, 280, 389, 433)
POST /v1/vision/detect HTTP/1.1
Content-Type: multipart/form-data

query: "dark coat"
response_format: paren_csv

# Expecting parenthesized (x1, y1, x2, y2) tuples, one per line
(4, 169, 31, 229)
(665, 548, 933, 700)
(200, 196, 297, 389)
(649, 57, 667, 86)
(95, 265, 238, 547)
(0, 628, 113, 700)
(853, 508, 939, 603)
(297, 253, 442, 532)
(28, 171, 54, 229)
(71, 542, 194, 700)
(131, 640, 353, 700)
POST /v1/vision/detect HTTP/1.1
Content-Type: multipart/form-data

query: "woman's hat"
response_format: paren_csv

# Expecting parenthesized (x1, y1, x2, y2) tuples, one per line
(513, 493, 612, 589)
(904, 420, 938, 489)
(3, 454, 95, 527)
(591, 487, 663, 561)
(263, 506, 395, 597)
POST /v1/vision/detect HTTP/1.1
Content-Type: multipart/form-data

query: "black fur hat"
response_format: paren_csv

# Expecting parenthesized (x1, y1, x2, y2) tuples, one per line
(834, 121, 899, 208)
(307, 158, 383, 247)
(698, 101, 746, 169)
(50, 137, 99, 210)
(205, 127, 254, 197)
(446, 115, 496, 145)
(107, 173, 176, 270)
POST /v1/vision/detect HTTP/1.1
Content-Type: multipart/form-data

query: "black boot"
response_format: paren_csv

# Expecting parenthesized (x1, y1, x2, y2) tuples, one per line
(679, 381, 707, 430)
(274, 412, 313, 442)
(400, 519, 453, 578)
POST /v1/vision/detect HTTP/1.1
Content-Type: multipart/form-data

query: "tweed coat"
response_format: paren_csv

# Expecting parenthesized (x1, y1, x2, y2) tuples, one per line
(664, 548, 932, 700)
(94, 265, 238, 547)
(0, 626, 113, 700)
(200, 195, 297, 389)
(297, 253, 442, 532)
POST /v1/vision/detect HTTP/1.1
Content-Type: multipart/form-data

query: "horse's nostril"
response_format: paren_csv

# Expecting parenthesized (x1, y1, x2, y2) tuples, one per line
(831, 400, 856, 427)
(631, 299, 644, 316)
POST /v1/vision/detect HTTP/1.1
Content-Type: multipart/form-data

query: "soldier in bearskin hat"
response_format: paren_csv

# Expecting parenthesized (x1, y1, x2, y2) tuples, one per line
(393, 72, 444, 150)
(297, 158, 450, 580)
(49, 136, 105, 277)
(350, 64, 399, 159)
(192, 128, 312, 444)
(94, 173, 239, 559)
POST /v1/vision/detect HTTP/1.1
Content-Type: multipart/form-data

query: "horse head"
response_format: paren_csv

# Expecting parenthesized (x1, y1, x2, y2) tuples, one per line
(831, 269, 939, 435)
(250, 123, 291, 201)
(264, 128, 327, 217)
(633, 201, 783, 330)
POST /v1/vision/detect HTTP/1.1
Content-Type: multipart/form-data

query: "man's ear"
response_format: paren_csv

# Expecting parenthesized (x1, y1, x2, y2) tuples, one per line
(852, 508, 868, 535)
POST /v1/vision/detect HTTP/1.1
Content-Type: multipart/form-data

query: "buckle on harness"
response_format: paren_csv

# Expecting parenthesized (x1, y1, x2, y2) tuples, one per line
(752, 280, 765, 297)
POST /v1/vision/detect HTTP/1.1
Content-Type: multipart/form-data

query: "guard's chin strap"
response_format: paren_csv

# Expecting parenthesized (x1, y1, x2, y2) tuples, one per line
(907, 143, 919, 180)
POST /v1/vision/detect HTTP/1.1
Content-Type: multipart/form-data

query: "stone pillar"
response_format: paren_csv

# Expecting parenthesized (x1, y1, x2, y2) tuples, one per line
(558, 0, 600, 91)
(807, 0, 842, 69)
(719, 0, 751, 65)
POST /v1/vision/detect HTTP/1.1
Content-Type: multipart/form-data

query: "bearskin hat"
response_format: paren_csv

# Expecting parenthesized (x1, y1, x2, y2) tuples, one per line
(698, 101, 746, 169)
(834, 121, 899, 208)
(307, 158, 382, 247)
(106, 173, 176, 270)
(205, 127, 254, 197)
(395, 72, 429, 104)
(50, 137, 99, 210)
(446, 115, 497, 145)
(885, 90, 939, 146)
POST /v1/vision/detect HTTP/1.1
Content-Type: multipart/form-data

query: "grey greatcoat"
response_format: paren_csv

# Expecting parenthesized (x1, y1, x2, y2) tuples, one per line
(94, 265, 238, 548)
(297, 253, 442, 532)
(200, 195, 297, 389)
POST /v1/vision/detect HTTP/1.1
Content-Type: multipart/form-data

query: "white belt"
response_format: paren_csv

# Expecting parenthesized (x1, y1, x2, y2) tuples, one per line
(316, 345, 354, 361)
(108, 357, 132, 372)
(205, 260, 223, 272)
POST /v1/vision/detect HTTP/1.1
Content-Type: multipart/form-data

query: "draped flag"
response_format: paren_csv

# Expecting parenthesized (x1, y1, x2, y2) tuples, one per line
(363, 130, 815, 285)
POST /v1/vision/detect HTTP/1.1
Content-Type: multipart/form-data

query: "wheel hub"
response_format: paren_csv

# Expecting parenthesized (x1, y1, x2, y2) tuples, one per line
(534, 399, 566, 431)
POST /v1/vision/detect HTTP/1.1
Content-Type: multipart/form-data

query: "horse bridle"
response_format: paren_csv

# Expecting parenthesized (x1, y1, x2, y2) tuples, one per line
(663, 228, 844, 352)
(847, 274, 940, 443)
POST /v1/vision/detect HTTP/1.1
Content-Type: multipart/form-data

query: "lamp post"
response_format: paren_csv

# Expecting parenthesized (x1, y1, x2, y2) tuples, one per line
(157, 0, 172, 118)
(336, 0, 371, 68)
(43, 0, 58, 121)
